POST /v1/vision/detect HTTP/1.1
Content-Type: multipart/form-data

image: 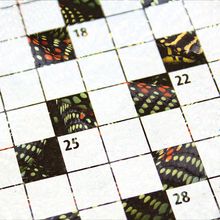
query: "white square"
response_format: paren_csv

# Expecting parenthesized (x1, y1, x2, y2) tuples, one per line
(197, 26, 220, 62)
(0, 6, 25, 41)
(111, 155, 162, 199)
(185, 1, 220, 29)
(100, 118, 149, 161)
(20, 0, 64, 35)
(68, 19, 114, 57)
(209, 61, 220, 91)
(210, 177, 220, 208)
(89, 84, 137, 125)
(69, 165, 120, 209)
(107, 10, 153, 47)
(167, 181, 220, 219)
(38, 60, 85, 101)
(0, 37, 35, 76)
(78, 51, 125, 91)
(0, 99, 3, 112)
(142, 108, 191, 151)
(183, 99, 220, 140)
(146, 1, 192, 39)
(0, 149, 22, 188)
(0, 185, 32, 219)
(169, 64, 219, 105)
(0, 0, 16, 8)
(26, 175, 76, 219)
(118, 41, 165, 81)
(196, 137, 220, 178)
(0, 70, 44, 110)
(8, 103, 55, 145)
(80, 202, 126, 220)
(100, 0, 142, 16)
(58, 128, 107, 172)
(0, 113, 13, 149)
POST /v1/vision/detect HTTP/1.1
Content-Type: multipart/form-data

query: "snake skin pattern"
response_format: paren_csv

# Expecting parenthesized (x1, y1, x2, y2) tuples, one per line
(58, 0, 104, 25)
(153, 142, 207, 190)
(15, 138, 66, 183)
(142, 0, 175, 7)
(156, 32, 206, 71)
(123, 190, 175, 220)
(128, 74, 179, 116)
(28, 27, 75, 67)
(47, 93, 97, 136)
(46, 212, 80, 220)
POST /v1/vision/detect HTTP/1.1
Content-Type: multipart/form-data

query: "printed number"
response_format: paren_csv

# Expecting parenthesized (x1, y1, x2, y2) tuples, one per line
(173, 191, 190, 205)
(175, 74, 191, 86)
(64, 138, 79, 151)
(74, 28, 88, 37)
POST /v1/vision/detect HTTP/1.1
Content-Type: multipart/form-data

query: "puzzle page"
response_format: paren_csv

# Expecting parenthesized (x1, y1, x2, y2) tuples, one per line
(0, 0, 220, 219)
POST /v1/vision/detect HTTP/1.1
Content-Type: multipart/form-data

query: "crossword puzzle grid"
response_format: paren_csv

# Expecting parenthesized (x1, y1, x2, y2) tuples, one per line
(0, 0, 220, 219)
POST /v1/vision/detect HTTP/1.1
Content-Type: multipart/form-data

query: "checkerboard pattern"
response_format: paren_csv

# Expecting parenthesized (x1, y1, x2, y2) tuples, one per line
(0, 0, 220, 219)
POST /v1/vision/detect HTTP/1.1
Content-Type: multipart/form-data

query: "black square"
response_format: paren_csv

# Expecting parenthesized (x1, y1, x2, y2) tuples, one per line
(47, 92, 97, 136)
(128, 73, 179, 116)
(152, 142, 207, 190)
(28, 27, 75, 68)
(15, 137, 66, 183)
(45, 211, 80, 220)
(123, 190, 175, 220)
(58, 0, 104, 26)
(142, 0, 173, 8)
(156, 31, 206, 72)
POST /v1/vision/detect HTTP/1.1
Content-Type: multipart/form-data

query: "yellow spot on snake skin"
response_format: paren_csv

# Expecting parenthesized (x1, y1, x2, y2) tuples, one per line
(166, 169, 171, 175)
(126, 206, 133, 213)
(173, 155, 178, 161)
(186, 176, 193, 184)
(139, 194, 145, 199)
(183, 173, 188, 182)
(131, 209, 137, 215)
(153, 106, 160, 111)
(154, 201, 161, 209)
(179, 155, 184, 161)
(196, 160, 200, 168)
(144, 195, 151, 203)
(142, 103, 148, 108)
(157, 101, 163, 105)
(20, 153, 25, 159)
(146, 98, 151, 103)
(31, 146, 36, 152)
(172, 169, 178, 176)
(160, 168, 165, 174)
(150, 199, 157, 206)
(139, 108, 144, 114)
(26, 144, 31, 150)
(30, 172, 36, 177)
(177, 171, 183, 178)
(191, 157, 196, 165)
(186, 156, 191, 162)
(25, 155, 30, 161)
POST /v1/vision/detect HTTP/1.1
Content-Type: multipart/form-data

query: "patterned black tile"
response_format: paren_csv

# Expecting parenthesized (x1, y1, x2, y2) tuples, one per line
(123, 190, 175, 220)
(15, 137, 66, 183)
(128, 73, 179, 116)
(28, 27, 75, 67)
(152, 142, 207, 190)
(47, 92, 97, 136)
(59, 0, 104, 25)
(156, 31, 206, 72)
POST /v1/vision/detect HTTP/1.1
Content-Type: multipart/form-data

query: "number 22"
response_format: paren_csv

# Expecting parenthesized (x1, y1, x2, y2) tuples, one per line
(175, 74, 191, 86)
